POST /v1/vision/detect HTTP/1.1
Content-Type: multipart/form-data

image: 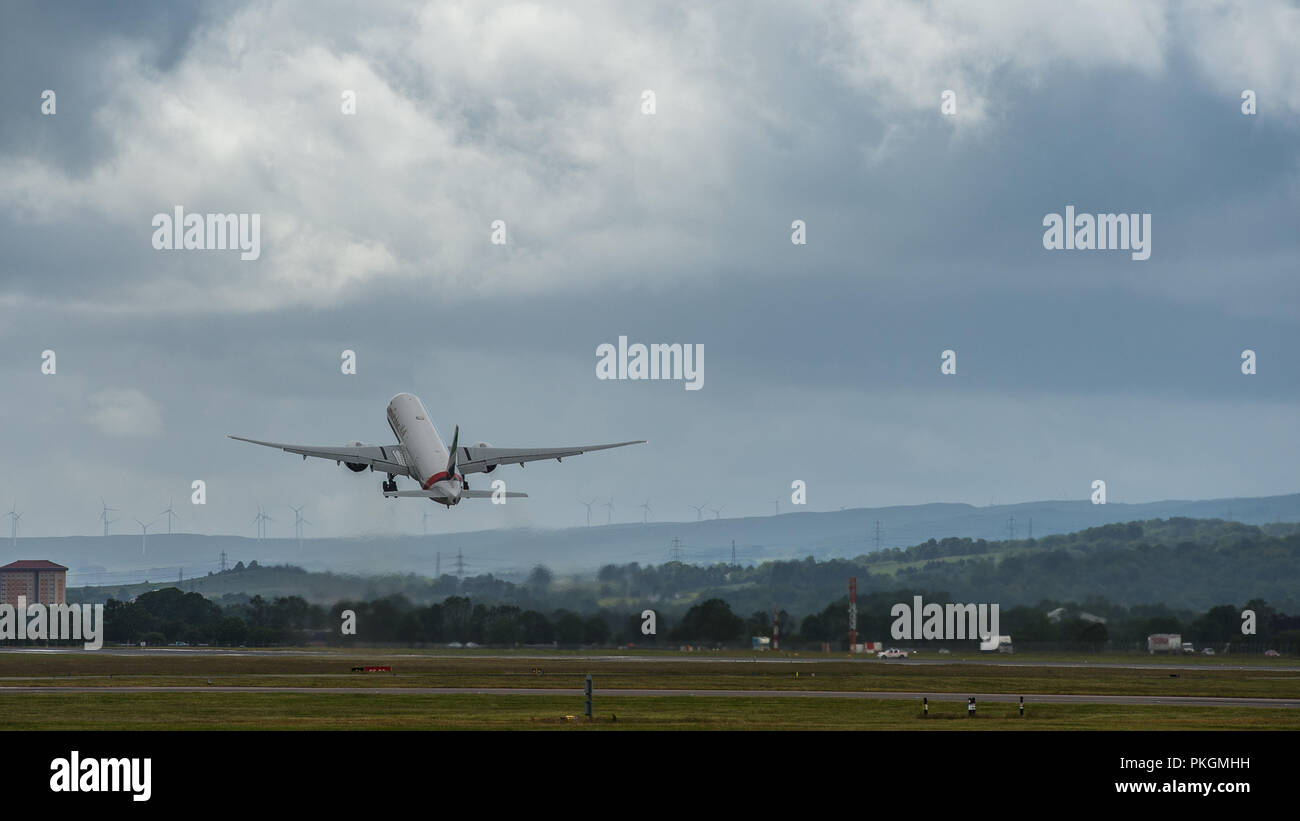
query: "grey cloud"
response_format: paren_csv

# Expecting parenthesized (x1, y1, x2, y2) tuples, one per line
(0, 1, 1296, 542)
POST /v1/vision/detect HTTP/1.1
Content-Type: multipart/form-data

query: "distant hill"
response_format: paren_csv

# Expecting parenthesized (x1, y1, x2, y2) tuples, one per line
(710, 518, 1300, 614)
(67, 562, 469, 607)
(24, 492, 1300, 585)
(68, 516, 1300, 615)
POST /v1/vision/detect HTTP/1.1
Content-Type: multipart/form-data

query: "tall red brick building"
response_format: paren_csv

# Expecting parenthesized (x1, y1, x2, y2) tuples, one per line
(0, 560, 68, 606)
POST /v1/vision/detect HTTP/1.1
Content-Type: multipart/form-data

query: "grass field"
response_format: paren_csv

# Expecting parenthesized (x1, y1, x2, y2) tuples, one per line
(0, 692, 1295, 730)
(1, 648, 1296, 729)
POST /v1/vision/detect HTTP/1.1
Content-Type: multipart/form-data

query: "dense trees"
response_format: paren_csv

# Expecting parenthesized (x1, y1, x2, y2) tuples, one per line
(527, 564, 554, 594)
(92, 586, 1297, 653)
(670, 599, 743, 644)
(99, 590, 658, 648)
(103, 589, 325, 646)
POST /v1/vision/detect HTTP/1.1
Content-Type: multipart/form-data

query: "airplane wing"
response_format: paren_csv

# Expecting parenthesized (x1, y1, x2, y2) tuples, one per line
(227, 436, 415, 477)
(455, 440, 646, 475)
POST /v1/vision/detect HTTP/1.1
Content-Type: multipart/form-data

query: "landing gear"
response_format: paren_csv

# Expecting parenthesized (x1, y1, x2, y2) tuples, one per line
(382, 475, 397, 494)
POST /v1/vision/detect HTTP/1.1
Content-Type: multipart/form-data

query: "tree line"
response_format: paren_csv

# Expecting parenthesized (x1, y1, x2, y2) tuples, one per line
(86, 585, 1300, 653)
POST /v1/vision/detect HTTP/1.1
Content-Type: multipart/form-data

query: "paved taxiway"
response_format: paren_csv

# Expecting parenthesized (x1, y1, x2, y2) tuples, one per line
(6, 685, 1297, 708)
(3, 648, 1297, 674)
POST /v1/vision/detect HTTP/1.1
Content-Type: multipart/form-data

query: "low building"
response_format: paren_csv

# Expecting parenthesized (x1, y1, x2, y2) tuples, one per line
(0, 560, 68, 606)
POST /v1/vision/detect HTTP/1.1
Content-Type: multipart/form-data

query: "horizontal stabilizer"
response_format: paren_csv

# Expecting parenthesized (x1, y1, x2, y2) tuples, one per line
(383, 489, 529, 499)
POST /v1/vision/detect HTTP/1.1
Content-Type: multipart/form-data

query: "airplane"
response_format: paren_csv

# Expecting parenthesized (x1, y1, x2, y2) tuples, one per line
(229, 392, 645, 508)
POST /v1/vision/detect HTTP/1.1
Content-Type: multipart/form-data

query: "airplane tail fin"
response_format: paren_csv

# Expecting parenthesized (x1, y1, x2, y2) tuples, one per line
(446, 424, 460, 477)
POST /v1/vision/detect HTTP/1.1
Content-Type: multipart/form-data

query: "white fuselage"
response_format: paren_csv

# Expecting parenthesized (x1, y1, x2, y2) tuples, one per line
(386, 393, 461, 504)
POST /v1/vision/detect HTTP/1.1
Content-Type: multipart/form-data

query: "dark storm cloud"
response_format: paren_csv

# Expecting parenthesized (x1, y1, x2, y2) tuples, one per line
(0, 0, 212, 173)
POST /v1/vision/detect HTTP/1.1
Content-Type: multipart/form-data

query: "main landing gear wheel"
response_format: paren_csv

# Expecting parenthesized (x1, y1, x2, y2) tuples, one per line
(382, 479, 397, 493)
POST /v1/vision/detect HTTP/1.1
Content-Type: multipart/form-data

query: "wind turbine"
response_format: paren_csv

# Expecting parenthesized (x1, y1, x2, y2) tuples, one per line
(135, 517, 158, 556)
(689, 501, 710, 521)
(290, 505, 310, 548)
(603, 498, 615, 524)
(6, 505, 20, 548)
(158, 497, 179, 535)
(772, 500, 780, 515)
(252, 504, 273, 540)
(639, 500, 653, 523)
(99, 499, 119, 537)
(578, 498, 596, 527)
(710, 504, 726, 520)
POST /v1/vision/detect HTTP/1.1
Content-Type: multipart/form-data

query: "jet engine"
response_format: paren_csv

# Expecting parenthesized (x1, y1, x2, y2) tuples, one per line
(475, 442, 495, 473)
(345, 441, 368, 472)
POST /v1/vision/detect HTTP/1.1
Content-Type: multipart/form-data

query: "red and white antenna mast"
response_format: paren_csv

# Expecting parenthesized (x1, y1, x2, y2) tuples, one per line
(849, 576, 858, 653)
(772, 603, 779, 651)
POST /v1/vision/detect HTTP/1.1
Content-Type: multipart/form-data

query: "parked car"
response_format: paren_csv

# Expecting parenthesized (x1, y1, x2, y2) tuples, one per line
(1201, 647, 1216, 655)
(1264, 649, 1280, 657)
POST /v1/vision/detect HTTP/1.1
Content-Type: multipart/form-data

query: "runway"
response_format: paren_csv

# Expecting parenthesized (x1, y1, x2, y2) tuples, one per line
(6, 685, 1298, 708)
(3, 648, 1297, 674)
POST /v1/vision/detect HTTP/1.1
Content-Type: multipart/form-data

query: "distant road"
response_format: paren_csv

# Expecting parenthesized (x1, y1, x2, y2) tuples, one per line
(4, 685, 1297, 708)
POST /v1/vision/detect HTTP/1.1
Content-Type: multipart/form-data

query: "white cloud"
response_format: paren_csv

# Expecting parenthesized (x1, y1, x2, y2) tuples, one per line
(819, 0, 1170, 126)
(819, 0, 1300, 127)
(1179, 0, 1300, 120)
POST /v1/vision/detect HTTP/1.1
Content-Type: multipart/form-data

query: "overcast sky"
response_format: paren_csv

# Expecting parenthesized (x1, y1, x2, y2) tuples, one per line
(1, 0, 1297, 540)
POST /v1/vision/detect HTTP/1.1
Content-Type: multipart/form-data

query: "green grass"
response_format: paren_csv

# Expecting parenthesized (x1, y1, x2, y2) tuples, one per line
(1, 649, 1294, 730)
(863, 544, 1044, 576)
(0, 691, 1294, 730)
